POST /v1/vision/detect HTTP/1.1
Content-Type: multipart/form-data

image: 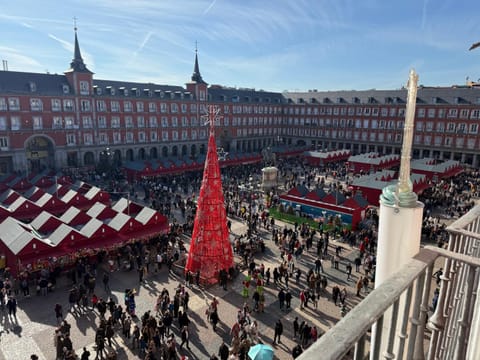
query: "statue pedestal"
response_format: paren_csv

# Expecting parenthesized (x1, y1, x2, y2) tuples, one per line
(261, 166, 278, 191)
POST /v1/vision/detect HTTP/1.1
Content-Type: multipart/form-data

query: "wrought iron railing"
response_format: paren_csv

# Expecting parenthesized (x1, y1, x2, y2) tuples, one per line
(299, 204, 480, 360)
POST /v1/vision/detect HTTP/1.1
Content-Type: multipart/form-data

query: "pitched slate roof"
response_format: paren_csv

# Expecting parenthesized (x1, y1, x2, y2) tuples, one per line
(0, 71, 71, 96)
(284, 86, 480, 105)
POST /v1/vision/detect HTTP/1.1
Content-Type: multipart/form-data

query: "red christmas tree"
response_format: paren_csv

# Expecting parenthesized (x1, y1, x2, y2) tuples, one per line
(185, 106, 234, 284)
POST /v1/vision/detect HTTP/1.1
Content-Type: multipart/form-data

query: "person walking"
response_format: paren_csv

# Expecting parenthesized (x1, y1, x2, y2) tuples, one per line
(138, 265, 146, 284)
(315, 257, 323, 274)
(265, 268, 271, 285)
(180, 325, 190, 349)
(340, 287, 347, 305)
(273, 319, 283, 344)
(332, 285, 340, 305)
(7, 296, 17, 318)
(285, 288, 292, 309)
(356, 276, 363, 296)
(195, 270, 201, 287)
(278, 288, 285, 310)
(354, 256, 362, 272)
(54, 303, 63, 325)
(299, 290, 306, 310)
(218, 341, 229, 360)
(94, 332, 106, 360)
(105, 322, 114, 347)
(210, 309, 219, 331)
(346, 262, 352, 280)
(363, 276, 369, 294)
(102, 272, 110, 292)
(80, 347, 91, 360)
(293, 317, 299, 339)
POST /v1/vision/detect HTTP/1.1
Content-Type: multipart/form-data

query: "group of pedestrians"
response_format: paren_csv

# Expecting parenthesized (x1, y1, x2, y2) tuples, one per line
(19, 156, 479, 360)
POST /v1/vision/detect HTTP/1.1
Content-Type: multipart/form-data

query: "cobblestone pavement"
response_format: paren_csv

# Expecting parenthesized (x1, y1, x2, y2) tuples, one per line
(0, 213, 366, 360)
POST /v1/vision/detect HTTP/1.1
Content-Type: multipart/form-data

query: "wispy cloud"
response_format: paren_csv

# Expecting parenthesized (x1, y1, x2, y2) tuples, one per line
(203, 0, 217, 14)
(48, 34, 73, 52)
(0, 46, 43, 71)
(0, 13, 67, 26)
(133, 31, 154, 57)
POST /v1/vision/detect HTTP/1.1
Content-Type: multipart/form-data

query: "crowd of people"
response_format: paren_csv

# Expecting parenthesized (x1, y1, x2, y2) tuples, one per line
(12, 158, 480, 360)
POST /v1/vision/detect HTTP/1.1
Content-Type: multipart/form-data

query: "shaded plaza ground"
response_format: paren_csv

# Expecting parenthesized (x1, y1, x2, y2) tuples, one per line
(0, 212, 367, 360)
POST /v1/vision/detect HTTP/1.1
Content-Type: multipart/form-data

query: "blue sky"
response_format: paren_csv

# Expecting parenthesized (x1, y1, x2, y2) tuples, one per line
(1, 0, 480, 92)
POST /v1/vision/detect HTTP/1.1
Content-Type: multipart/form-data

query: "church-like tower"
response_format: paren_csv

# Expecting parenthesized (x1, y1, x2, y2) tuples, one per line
(185, 106, 234, 284)
(64, 25, 94, 95)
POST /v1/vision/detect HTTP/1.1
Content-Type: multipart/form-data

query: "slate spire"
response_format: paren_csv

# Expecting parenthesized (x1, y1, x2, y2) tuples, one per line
(191, 45, 206, 84)
(69, 24, 91, 73)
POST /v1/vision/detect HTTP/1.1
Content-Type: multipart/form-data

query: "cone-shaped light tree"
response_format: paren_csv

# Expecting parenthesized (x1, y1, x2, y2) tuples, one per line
(185, 105, 234, 284)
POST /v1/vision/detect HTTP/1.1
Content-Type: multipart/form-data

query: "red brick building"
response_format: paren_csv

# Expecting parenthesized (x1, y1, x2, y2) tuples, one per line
(1, 30, 480, 175)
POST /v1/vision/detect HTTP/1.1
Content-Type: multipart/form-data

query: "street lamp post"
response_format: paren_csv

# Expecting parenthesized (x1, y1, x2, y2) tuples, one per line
(322, 210, 327, 232)
(99, 147, 115, 180)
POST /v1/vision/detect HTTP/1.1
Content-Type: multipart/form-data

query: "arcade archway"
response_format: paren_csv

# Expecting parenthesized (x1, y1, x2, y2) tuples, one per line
(25, 135, 55, 173)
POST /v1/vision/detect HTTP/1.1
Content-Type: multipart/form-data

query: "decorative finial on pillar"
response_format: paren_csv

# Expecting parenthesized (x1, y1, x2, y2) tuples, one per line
(380, 69, 419, 208)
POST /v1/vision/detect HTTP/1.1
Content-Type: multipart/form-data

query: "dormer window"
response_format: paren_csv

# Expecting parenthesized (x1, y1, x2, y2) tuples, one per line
(62, 85, 70, 94)
(110, 87, 115, 96)
(96, 87, 102, 95)
(80, 81, 89, 95)
(29, 82, 37, 92)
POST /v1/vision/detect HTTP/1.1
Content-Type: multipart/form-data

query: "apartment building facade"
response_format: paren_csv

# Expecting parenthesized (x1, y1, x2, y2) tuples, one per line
(0, 31, 479, 175)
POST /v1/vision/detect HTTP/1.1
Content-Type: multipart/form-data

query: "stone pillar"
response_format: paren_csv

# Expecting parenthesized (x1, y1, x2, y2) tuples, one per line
(466, 276, 480, 359)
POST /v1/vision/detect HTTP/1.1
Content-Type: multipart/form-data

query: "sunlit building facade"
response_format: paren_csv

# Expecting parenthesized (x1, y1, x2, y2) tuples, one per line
(1, 30, 480, 175)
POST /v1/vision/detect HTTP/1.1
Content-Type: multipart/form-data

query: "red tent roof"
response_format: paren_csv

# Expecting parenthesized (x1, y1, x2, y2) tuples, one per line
(30, 211, 64, 235)
(60, 207, 92, 227)
(87, 202, 118, 221)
